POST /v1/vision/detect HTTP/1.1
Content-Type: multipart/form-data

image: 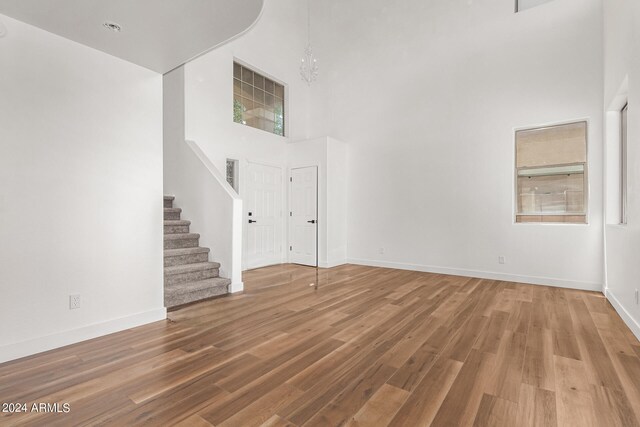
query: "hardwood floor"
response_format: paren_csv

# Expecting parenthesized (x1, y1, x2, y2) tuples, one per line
(1, 264, 640, 426)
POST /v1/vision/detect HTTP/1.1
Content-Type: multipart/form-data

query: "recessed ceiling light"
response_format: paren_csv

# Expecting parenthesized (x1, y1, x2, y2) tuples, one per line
(103, 21, 122, 32)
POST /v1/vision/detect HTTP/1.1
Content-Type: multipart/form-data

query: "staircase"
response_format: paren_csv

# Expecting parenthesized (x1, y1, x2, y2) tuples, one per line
(164, 195, 231, 308)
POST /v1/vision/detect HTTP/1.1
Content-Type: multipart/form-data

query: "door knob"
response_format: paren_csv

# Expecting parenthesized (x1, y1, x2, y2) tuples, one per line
(307, 220, 317, 224)
(248, 219, 257, 223)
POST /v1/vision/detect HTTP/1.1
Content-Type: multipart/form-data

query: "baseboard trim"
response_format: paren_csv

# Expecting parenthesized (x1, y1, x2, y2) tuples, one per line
(230, 281, 244, 293)
(605, 288, 640, 342)
(0, 307, 167, 364)
(319, 260, 347, 269)
(346, 258, 602, 291)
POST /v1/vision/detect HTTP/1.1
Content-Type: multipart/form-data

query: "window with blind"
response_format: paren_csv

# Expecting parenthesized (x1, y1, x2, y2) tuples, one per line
(233, 62, 285, 136)
(515, 121, 588, 224)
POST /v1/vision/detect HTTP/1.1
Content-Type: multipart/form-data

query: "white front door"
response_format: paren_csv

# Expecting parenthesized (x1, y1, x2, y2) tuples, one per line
(245, 161, 283, 269)
(289, 166, 318, 266)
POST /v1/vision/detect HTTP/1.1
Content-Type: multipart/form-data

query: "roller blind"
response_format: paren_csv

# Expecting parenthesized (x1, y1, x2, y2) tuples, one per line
(516, 121, 586, 168)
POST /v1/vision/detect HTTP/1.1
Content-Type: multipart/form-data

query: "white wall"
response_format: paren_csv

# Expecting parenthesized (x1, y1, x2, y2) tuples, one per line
(0, 14, 164, 362)
(603, 0, 640, 339)
(326, 137, 348, 266)
(183, 0, 313, 270)
(311, 0, 605, 290)
(184, 0, 311, 174)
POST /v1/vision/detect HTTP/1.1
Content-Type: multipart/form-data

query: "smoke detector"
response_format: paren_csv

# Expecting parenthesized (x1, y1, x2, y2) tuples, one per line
(103, 21, 122, 32)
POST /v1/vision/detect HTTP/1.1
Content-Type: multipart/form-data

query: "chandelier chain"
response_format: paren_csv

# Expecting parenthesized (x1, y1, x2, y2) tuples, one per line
(300, 0, 318, 85)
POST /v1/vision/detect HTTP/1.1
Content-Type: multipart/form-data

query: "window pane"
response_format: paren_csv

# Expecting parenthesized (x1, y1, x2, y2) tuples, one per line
(241, 98, 254, 118)
(275, 84, 284, 98)
(274, 97, 284, 113)
(254, 74, 265, 90)
(275, 117, 284, 136)
(245, 116, 258, 128)
(517, 173, 584, 214)
(264, 106, 275, 122)
(264, 79, 275, 94)
(226, 159, 239, 193)
(515, 121, 587, 223)
(254, 88, 265, 105)
(232, 62, 285, 137)
(254, 103, 266, 119)
(265, 93, 275, 108)
(263, 119, 275, 133)
(241, 82, 253, 99)
(233, 95, 245, 124)
(242, 67, 253, 85)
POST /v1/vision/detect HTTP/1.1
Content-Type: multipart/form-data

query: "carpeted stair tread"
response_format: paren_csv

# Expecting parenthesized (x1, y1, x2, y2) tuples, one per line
(164, 247, 210, 257)
(162, 196, 230, 307)
(164, 278, 231, 307)
(165, 277, 231, 294)
(164, 233, 199, 241)
(164, 220, 191, 226)
(164, 262, 220, 276)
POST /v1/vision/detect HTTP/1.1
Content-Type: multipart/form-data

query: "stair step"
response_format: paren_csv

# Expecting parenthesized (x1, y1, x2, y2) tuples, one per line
(163, 195, 175, 209)
(164, 261, 220, 286)
(164, 220, 191, 234)
(164, 247, 209, 256)
(164, 247, 210, 267)
(165, 261, 221, 275)
(164, 233, 199, 249)
(164, 207, 182, 220)
(164, 220, 190, 225)
(164, 277, 231, 308)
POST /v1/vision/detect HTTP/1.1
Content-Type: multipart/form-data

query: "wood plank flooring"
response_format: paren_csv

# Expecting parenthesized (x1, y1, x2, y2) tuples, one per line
(1, 264, 640, 426)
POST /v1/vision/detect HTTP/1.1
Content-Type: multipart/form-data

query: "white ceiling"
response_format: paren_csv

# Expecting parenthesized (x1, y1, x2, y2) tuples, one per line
(0, 0, 264, 73)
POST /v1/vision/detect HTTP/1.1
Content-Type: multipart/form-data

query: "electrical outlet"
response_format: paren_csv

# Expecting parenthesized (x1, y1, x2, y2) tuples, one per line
(498, 256, 506, 265)
(69, 294, 81, 310)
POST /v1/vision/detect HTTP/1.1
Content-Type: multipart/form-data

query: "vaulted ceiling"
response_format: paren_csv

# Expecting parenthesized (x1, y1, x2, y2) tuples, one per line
(0, 0, 264, 73)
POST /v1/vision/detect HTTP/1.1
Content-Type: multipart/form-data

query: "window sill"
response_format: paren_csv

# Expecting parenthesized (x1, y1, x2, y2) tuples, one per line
(515, 214, 587, 224)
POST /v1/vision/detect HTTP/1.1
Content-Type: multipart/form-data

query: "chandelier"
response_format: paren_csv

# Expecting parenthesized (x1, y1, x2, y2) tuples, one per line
(300, 0, 318, 85)
(300, 45, 318, 85)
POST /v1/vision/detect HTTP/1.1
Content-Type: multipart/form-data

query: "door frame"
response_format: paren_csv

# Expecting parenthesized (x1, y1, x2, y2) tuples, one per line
(242, 159, 287, 271)
(288, 164, 319, 268)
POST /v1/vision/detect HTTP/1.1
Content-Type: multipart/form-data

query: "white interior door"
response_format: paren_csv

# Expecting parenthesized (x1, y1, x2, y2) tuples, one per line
(245, 162, 283, 269)
(289, 166, 318, 266)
